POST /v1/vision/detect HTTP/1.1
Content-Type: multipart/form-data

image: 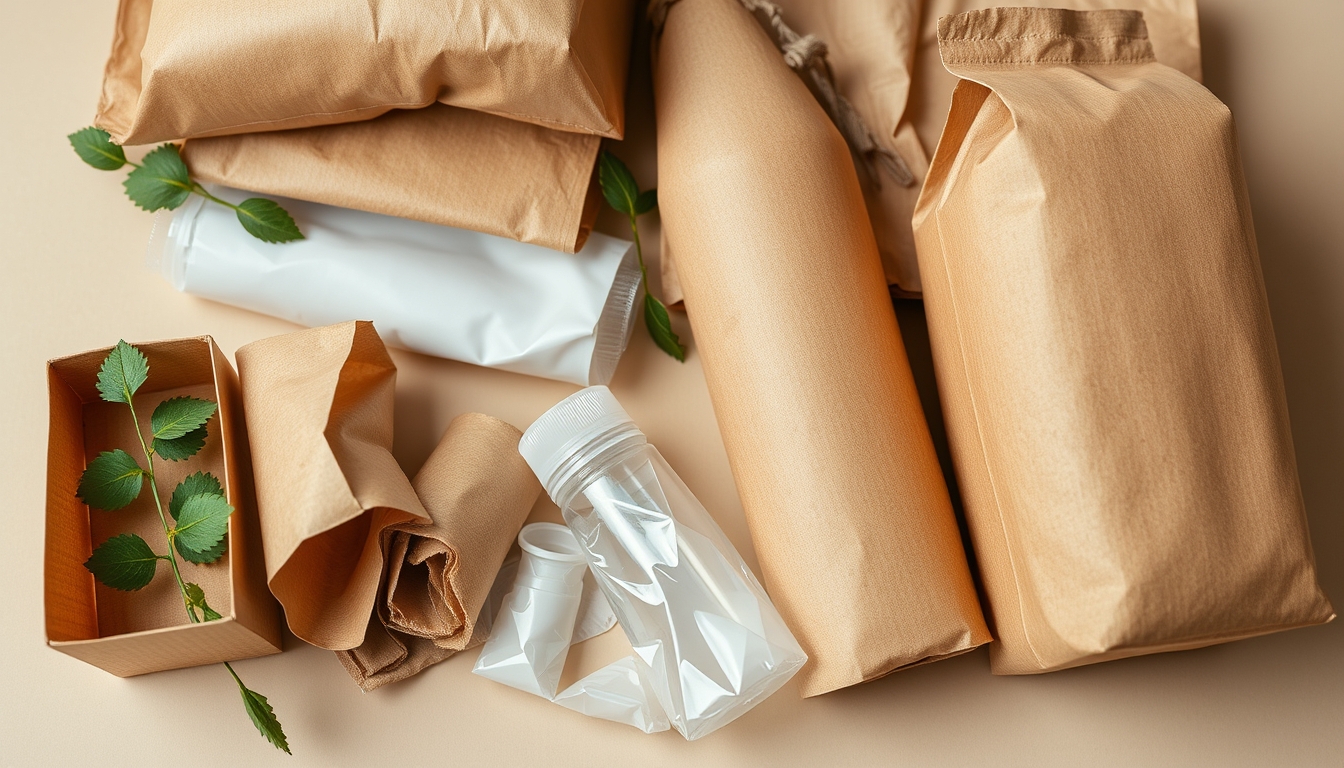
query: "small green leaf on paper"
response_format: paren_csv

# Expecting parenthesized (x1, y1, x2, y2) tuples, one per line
(95, 340, 149, 404)
(643, 293, 686, 362)
(151, 396, 217, 441)
(598, 150, 641, 217)
(123, 144, 192, 211)
(153, 424, 208, 462)
(84, 533, 159, 591)
(68, 127, 127, 171)
(238, 682, 290, 754)
(170, 471, 223, 520)
(77, 449, 145, 510)
(235, 198, 304, 243)
(172, 493, 233, 563)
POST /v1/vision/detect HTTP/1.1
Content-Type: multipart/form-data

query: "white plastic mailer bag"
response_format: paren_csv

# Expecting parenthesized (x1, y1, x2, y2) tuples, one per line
(148, 187, 641, 386)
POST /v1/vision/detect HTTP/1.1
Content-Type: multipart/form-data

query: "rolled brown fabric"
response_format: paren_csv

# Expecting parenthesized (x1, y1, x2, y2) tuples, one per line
(337, 413, 541, 691)
(182, 105, 602, 253)
(235, 321, 426, 650)
(95, 0, 635, 144)
(654, 0, 989, 697)
(914, 7, 1334, 674)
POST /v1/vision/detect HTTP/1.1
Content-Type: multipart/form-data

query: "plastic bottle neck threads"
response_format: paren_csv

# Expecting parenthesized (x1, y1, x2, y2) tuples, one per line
(519, 386, 647, 509)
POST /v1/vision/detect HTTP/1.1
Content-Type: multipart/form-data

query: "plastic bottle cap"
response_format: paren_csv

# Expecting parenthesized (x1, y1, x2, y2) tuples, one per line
(519, 386, 644, 503)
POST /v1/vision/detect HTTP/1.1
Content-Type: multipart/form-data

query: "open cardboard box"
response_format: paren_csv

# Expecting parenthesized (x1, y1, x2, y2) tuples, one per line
(44, 336, 281, 677)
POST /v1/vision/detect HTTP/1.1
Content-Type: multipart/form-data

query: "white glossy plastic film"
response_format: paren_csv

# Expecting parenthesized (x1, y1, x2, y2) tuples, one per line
(147, 187, 640, 385)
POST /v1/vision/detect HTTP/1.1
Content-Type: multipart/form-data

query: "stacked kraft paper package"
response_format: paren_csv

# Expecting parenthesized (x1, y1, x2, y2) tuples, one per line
(44, 0, 1335, 749)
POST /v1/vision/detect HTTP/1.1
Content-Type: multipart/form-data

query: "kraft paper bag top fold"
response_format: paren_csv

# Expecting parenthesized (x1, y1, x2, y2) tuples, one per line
(235, 321, 427, 650)
(181, 105, 602, 253)
(95, 0, 635, 145)
(654, 0, 989, 697)
(913, 7, 1334, 675)
(336, 413, 541, 691)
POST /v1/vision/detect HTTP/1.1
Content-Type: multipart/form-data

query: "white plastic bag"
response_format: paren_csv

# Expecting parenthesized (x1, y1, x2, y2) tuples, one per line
(148, 187, 641, 386)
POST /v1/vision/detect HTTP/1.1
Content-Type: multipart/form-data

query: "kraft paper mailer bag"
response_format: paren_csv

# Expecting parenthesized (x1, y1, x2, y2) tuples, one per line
(913, 8, 1335, 675)
(95, 0, 634, 145)
(235, 321, 427, 650)
(654, 0, 990, 697)
(336, 413, 541, 691)
(181, 104, 602, 253)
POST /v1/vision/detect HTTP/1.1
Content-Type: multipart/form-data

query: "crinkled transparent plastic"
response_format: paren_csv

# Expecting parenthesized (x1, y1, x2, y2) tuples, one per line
(521, 387, 807, 740)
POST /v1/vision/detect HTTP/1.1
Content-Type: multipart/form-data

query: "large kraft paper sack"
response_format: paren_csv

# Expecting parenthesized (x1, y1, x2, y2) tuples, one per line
(95, 0, 634, 145)
(913, 7, 1334, 675)
(654, 0, 989, 697)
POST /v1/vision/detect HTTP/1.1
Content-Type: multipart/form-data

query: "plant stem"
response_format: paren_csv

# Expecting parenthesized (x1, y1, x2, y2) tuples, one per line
(629, 213, 650, 287)
(125, 392, 197, 623)
(190, 182, 243, 214)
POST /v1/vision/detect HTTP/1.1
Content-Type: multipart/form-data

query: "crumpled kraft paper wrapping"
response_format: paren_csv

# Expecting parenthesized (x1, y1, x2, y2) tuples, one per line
(95, 0, 634, 145)
(913, 7, 1335, 675)
(235, 321, 428, 650)
(181, 104, 602, 253)
(654, 0, 990, 697)
(336, 413, 541, 691)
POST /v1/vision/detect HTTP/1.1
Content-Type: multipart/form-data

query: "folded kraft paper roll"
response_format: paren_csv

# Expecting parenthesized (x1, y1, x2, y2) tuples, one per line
(95, 0, 634, 145)
(337, 413, 541, 691)
(654, 0, 990, 697)
(913, 8, 1335, 674)
(181, 104, 602, 254)
(235, 321, 428, 650)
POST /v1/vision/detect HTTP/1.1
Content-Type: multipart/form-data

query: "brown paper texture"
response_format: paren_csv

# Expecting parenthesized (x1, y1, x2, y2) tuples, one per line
(45, 337, 281, 677)
(181, 104, 603, 254)
(336, 413, 541, 691)
(235, 321, 428, 651)
(913, 7, 1335, 675)
(654, 0, 990, 697)
(95, 0, 635, 145)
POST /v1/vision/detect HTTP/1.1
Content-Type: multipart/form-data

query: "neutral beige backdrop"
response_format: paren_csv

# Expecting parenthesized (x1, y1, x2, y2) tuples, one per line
(2, 1, 1339, 765)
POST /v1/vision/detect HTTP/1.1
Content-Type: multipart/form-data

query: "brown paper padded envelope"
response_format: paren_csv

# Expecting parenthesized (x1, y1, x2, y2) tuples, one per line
(337, 413, 541, 691)
(236, 321, 427, 651)
(95, 0, 634, 145)
(181, 105, 602, 254)
(655, 0, 989, 697)
(913, 8, 1334, 675)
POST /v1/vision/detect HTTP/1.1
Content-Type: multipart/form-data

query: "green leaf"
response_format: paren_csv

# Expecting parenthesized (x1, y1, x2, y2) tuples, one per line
(172, 492, 232, 563)
(170, 471, 223, 520)
(598, 150, 641, 217)
(235, 198, 304, 243)
(151, 395, 217, 440)
(184, 582, 224, 621)
(123, 144, 192, 211)
(68, 127, 126, 170)
(643, 292, 686, 362)
(84, 534, 159, 591)
(153, 424, 208, 461)
(237, 682, 290, 754)
(635, 188, 658, 216)
(95, 340, 149, 404)
(77, 449, 145, 510)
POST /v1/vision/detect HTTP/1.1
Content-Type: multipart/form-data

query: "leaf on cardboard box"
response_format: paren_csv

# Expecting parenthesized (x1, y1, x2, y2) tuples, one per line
(153, 424, 208, 462)
(77, 449, 145, 510)
(151, 395, 217, 441)
(172, 492, 232, 563)
(95, 340, 149, 404)
(84, 533, 159, 591)
(170, 471, 223, 520)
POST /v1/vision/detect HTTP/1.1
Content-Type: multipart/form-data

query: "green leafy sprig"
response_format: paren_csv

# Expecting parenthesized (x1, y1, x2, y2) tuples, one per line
(68, 127, 303, 244)
(77, 341, 290, 754)
(598, 150, 687, 362)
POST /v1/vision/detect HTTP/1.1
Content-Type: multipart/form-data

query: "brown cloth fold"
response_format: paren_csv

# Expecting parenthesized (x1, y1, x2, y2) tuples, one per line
(654, 0, 989, 697)
(235, 321, 427, 650)
(336, 413, 541, 691)
(181, 104, 603, 254)
(95, 0, 635, 145)
(913, 7, 1334, 675)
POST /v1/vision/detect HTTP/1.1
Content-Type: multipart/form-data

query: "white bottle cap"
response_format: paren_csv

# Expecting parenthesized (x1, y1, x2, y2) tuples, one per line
(519, 386, 644, 504)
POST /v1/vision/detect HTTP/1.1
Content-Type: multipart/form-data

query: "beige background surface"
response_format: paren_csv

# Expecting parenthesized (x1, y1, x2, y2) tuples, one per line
(1, 1, 1339, 765)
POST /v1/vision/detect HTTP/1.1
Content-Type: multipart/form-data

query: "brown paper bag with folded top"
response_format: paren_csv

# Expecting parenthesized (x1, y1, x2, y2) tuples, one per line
(181, 105, 602, 253)
(913, 7, 1334, 675)
(95, 0, 634, 145)
(654, 0, 990, 697)
(235, 321, 428, 650)
(336, 413, 541, 691)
